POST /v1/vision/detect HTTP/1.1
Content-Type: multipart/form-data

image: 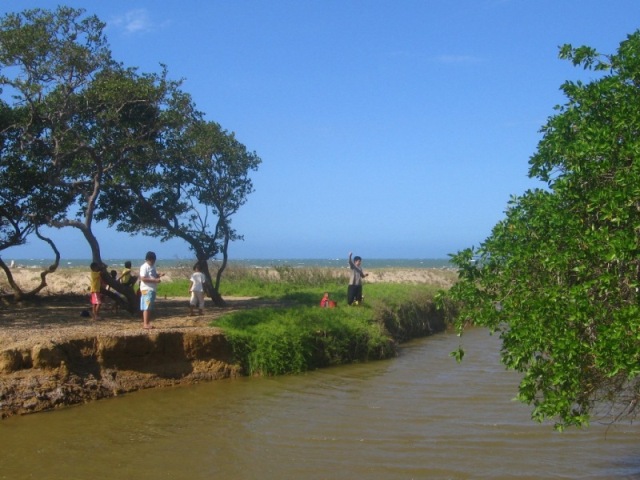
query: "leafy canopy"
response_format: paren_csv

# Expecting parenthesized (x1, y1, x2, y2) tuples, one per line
(0, 7, 261, 308)
(445, 30, 640, 429)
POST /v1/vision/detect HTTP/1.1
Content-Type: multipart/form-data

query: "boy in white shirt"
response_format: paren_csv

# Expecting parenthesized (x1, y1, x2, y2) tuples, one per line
(139, 251, 164, 329)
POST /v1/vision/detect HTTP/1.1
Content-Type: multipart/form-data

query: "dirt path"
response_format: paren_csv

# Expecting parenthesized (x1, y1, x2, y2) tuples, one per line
(0, 295, 281, 351)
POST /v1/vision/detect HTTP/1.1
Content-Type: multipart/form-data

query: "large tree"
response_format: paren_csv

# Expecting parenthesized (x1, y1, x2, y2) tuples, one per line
(0, 6, 107, 298)
(0, 6, 260, 309)
(100, 119, 261, 306)
(445, 31, 640, 429)
(0, 7, 197, 309)
(0, 100, 65, 301)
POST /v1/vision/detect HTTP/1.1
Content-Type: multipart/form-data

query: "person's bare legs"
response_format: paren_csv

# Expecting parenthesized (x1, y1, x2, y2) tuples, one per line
(142, 309, 154, 329)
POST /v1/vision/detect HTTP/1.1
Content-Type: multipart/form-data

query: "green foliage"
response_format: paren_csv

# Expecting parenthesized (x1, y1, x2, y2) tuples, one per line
(217, 305, 394, 376)
(218, 265, 347, 298)
(0, 6, 113, 254)
(0, 7, 261, 308)
(450, 347, 465, 363)
(445, 30, 640, 429)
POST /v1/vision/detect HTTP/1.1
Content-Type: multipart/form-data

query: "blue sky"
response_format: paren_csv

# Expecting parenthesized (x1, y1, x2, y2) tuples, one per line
(4, 1, 640, 261)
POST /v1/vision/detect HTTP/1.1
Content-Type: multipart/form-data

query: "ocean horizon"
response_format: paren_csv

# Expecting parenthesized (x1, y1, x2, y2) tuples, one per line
(6, 257, 454, 270)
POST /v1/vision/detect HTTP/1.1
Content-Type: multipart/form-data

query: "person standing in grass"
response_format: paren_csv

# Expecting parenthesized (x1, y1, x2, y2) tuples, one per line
(189, 263, 207, 316)
(347, 252, 368, 305)
(139, 251, 164, 329)
(89, 262, 105, 321)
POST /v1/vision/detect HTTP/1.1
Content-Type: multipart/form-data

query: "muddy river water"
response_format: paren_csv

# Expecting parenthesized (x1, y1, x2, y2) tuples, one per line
(1, 327, 639, 479)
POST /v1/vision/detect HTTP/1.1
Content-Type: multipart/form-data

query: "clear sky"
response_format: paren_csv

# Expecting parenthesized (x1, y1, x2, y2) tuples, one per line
(3, 1, 640, 261)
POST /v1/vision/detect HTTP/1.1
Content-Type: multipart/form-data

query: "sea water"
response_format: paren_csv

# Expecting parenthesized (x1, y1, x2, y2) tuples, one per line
(6, 257, 454, 270)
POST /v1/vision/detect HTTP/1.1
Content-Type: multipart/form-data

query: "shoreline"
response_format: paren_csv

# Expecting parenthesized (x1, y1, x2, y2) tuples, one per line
(0, 296, 282, 419)
(1, 266, 456, 351)
(5, 258, 454, 270)
(0, 267, 455, 419)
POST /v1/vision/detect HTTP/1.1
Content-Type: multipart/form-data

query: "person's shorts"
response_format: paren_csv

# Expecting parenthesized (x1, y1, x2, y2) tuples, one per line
(190, 291, 205, 309)
(140, 289, 156, 311)
(90, 293, 103, 305)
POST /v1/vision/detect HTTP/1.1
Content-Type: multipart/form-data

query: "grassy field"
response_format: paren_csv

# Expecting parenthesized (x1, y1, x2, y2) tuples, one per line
(158, 265, 457, 376)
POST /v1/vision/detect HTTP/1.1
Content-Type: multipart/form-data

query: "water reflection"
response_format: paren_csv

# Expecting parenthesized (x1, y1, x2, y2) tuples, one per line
(1, 328, 640, 479)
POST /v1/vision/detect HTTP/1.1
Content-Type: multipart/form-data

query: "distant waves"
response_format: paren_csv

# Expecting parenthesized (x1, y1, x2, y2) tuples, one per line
(6, 258, 453, 270)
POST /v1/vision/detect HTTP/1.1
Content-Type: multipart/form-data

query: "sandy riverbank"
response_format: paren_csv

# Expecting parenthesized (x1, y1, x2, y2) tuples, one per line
(0, 266, 456, 418)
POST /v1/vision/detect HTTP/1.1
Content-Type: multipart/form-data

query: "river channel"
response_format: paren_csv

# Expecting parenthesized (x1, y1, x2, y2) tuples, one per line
(1, 327, 639, 479)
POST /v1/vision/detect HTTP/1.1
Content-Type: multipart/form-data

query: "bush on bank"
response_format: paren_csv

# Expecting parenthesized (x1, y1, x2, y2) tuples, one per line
(216, 304, 394, 375)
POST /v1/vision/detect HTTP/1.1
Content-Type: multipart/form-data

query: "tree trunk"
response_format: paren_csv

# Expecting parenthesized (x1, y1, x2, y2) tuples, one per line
(196, 255, 225, 307)
(0, 229, 61, 303)
(213, 230, 231, 303)
(80, 223, 139, 314)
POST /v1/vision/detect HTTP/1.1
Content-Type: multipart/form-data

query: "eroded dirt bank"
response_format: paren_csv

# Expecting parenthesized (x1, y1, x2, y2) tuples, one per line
(0, 330, 240, 418)
(0, 295, 283, 419)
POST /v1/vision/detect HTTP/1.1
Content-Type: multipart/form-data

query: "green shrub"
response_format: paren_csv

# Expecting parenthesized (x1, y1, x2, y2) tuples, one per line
(216, 283, 452, 376)
(217, 304, 394, 375)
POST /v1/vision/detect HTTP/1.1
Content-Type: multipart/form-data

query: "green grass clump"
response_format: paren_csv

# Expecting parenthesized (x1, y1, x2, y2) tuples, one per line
(156, 280, 189, 297)
(220, 265, 347, 298)
(216, 303, 395, 376)
(215, 282, 455, 376)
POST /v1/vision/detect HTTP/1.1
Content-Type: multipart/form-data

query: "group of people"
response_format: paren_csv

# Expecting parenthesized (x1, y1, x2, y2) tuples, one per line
(90, 250, 369, 328)
(89, 251, 207, 330)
